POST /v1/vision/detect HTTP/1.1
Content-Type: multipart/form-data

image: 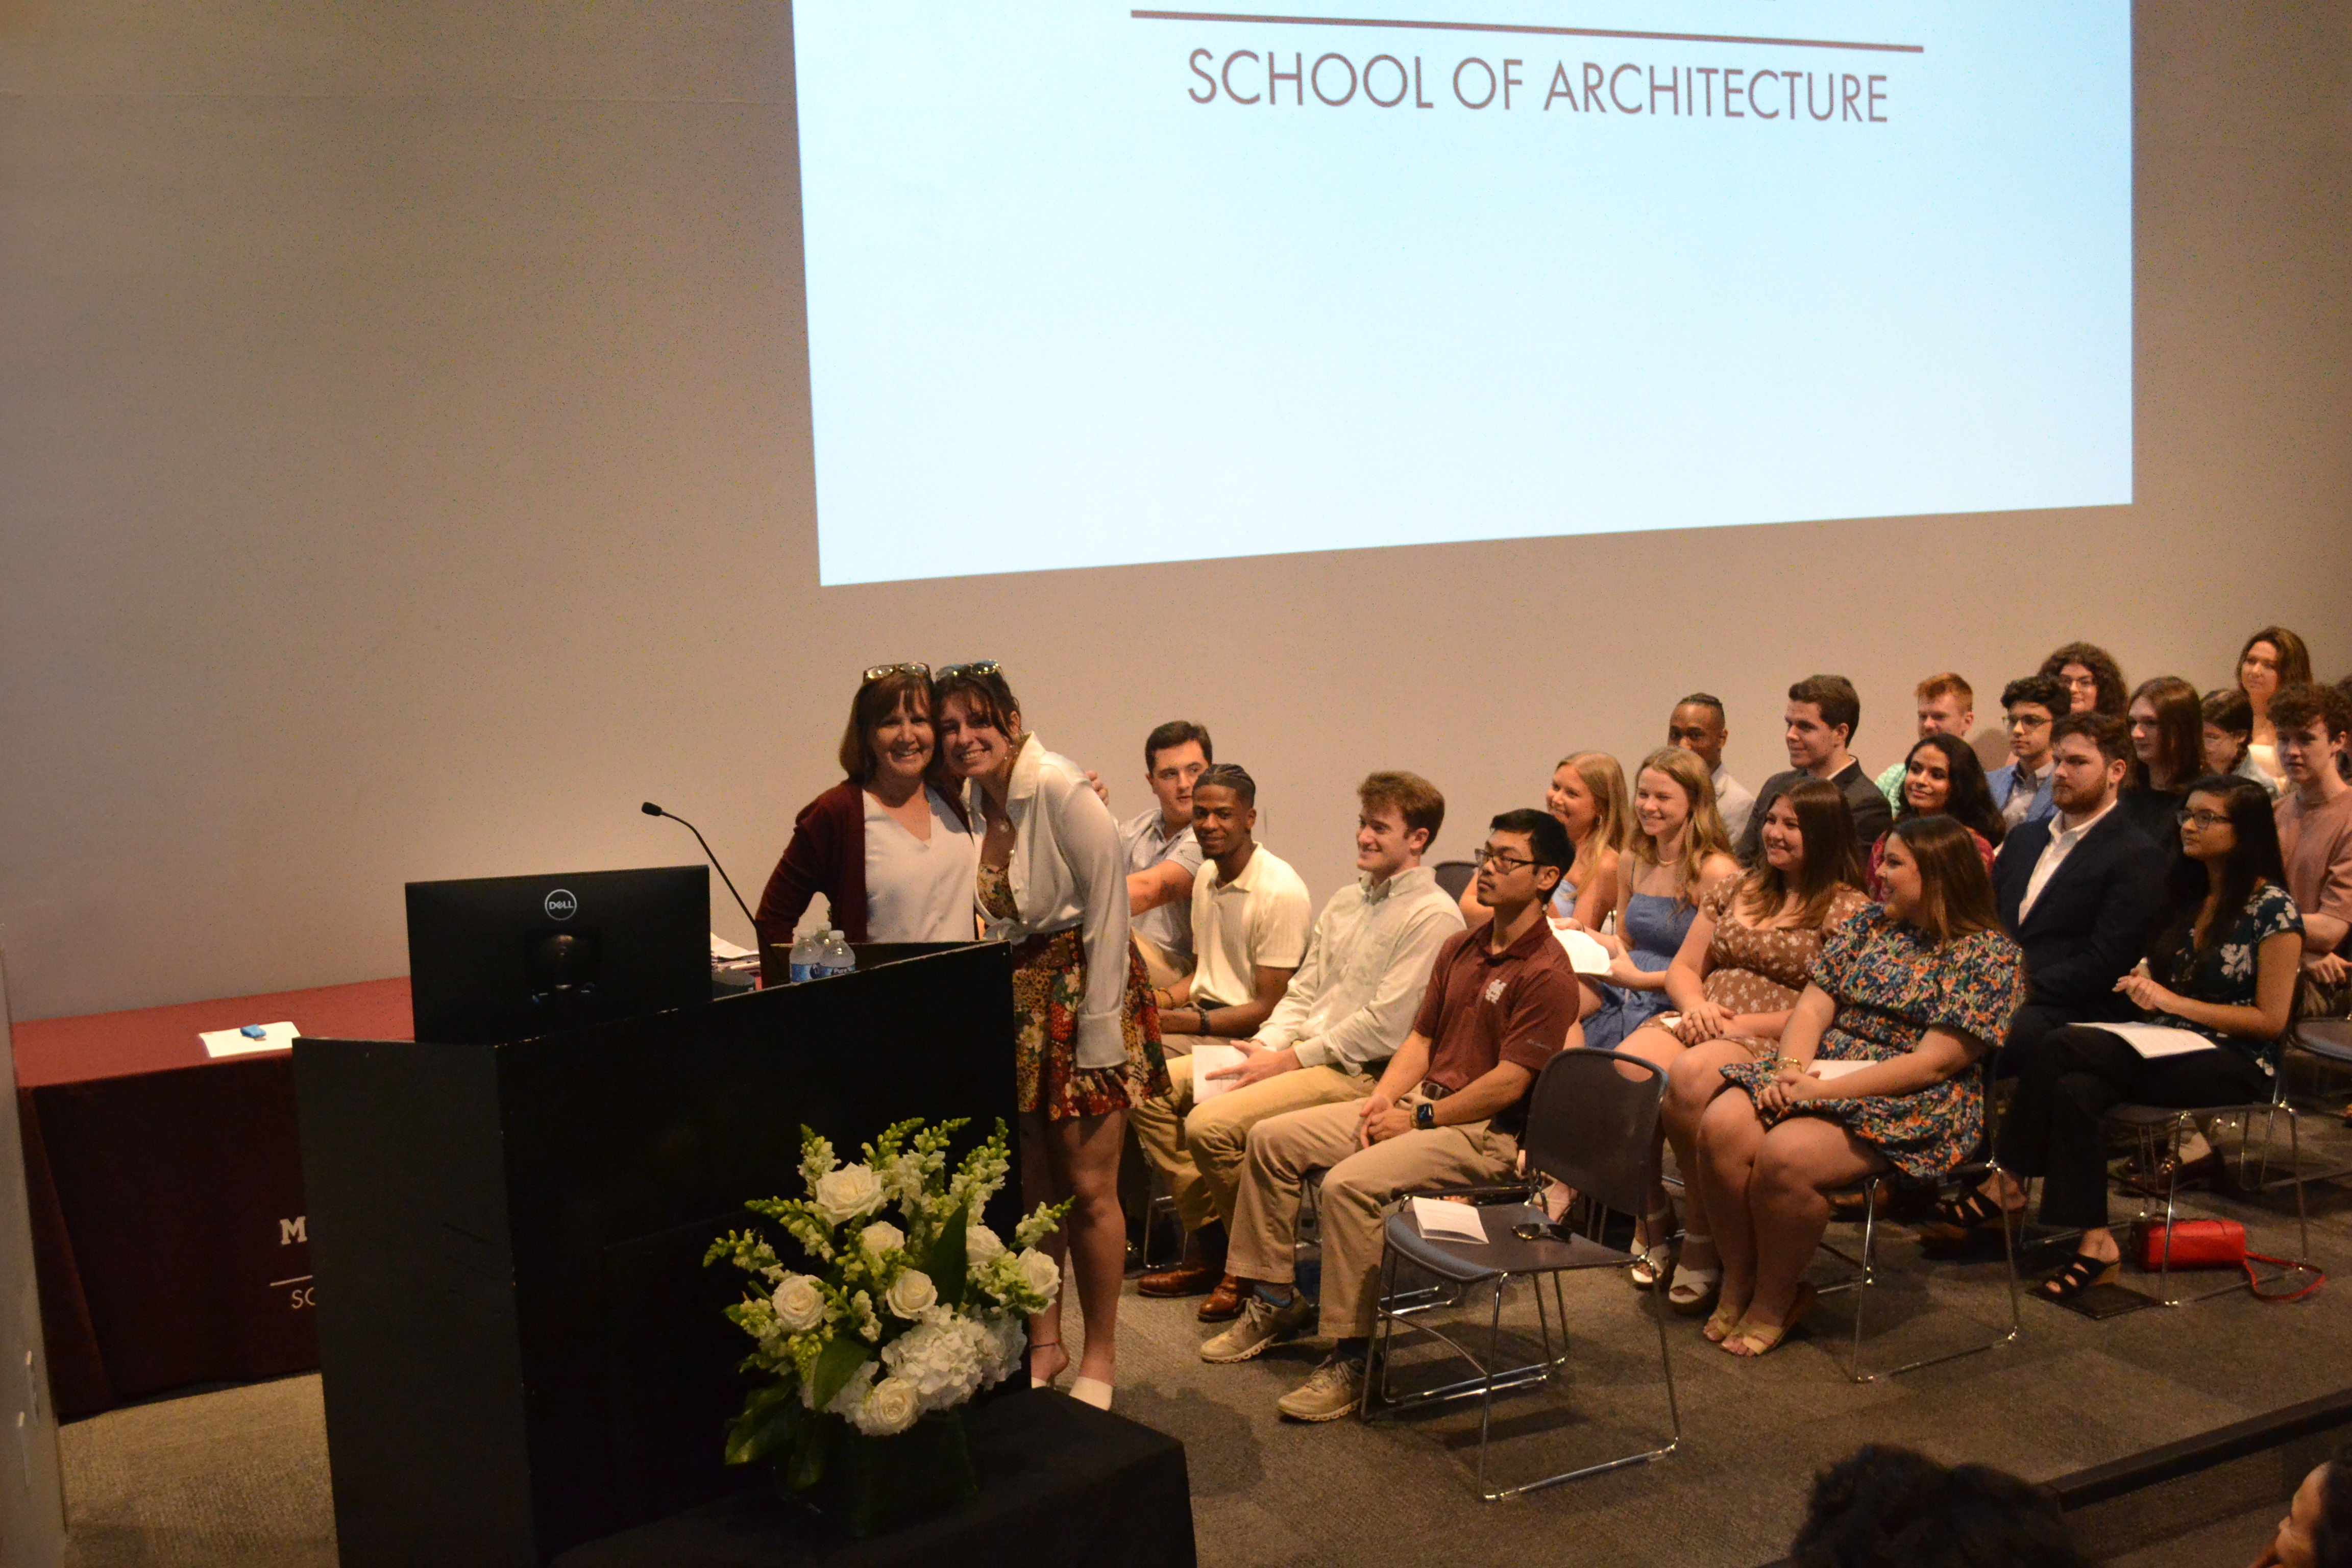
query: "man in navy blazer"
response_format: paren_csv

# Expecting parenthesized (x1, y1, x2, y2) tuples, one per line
(1992, 712, 2167, 1071)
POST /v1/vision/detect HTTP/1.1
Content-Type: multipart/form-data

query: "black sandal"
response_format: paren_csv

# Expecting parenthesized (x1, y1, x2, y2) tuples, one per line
(1930, 1187, 2011, 1231)
(2035, 1252, 2120, 1302)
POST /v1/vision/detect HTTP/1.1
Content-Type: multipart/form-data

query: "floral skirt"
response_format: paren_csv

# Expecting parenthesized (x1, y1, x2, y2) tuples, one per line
(1718, 1043, 1980, 1179)
(1011, 929, 1168, 1120)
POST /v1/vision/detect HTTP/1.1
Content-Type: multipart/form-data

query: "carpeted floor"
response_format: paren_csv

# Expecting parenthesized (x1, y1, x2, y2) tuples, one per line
(59, 1111, 2352, 1568)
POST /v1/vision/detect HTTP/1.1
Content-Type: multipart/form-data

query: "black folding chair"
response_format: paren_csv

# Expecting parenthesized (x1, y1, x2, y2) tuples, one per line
(1431, 861, 1478, 904)
(2109, 1064, 2314, 1307)
(1360, 1048, 1680, 1500)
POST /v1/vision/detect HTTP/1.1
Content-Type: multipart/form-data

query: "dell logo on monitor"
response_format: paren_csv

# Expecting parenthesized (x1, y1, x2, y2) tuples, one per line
(544, 889, 579, 921)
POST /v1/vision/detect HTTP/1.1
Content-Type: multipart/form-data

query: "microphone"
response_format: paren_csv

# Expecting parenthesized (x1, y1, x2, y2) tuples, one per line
(642, 801, 760, 935)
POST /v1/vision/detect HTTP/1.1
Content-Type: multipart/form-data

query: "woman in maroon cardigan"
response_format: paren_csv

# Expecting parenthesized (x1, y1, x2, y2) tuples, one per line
(755, 666, 977, 979)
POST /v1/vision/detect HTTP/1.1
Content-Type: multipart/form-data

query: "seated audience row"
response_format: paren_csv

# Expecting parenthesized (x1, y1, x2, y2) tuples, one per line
(751, 629, 2345, 1409)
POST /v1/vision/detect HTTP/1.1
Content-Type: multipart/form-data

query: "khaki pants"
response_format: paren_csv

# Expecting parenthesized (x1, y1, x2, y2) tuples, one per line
(1133, 1049, 1377, 1237)
(1227, 1095, 1518, 1338)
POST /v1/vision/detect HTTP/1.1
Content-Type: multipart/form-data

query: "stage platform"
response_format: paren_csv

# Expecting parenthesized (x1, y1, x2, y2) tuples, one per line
(51, 1108, 2352, 1568)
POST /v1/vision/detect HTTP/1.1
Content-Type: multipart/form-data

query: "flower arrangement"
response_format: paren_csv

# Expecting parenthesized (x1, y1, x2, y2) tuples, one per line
(704, 1117, 1068, 1512)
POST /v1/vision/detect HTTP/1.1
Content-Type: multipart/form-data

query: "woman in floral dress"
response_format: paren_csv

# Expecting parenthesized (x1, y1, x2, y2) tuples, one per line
(1985, 774, 2301, 1301)
(1695, 814, 2024, 1356)
(933, 664, 1166, 1410)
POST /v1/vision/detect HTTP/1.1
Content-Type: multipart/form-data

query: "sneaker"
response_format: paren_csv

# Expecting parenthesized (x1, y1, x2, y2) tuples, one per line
(1198, 1290, 1313, 1363)
(1275, 1353, 1365, 1422)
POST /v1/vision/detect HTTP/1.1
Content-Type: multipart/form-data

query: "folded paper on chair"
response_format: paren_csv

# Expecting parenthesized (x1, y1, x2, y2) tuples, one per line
(1551, 927, 1612, 976)
(1409, 1196, 1489, 1244)
(2099, 1023, 2217, 1059)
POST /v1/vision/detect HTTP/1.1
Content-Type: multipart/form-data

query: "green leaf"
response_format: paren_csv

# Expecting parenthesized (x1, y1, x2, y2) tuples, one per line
(925, 1198, 970, 1312)
(786, 1406, 832, 1492)
(722, 1382, 800, 1467)
(807, 1333, 870, 1415)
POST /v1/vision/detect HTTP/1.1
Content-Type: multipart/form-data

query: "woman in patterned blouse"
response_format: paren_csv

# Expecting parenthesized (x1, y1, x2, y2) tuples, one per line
(1987, 773, 2302, 1302)
(1696, 815, 2024, 1356)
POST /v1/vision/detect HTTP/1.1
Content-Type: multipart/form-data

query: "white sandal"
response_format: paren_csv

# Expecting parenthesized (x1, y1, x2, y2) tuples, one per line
(1627, 1205, 1676, 1289)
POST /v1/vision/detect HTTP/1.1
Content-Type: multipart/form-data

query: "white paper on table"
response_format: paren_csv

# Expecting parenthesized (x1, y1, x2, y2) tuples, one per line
(1804, 1058, 1875, 1081)
(709, 932, 756, 961)
(2100, 1023, 2219, 1059)
(1190, 1044, 1248, 1103)
(1551, 925, 1613, 976)
(1409, 1196, 1490, 1244)
(200, 1021, 299, 1059)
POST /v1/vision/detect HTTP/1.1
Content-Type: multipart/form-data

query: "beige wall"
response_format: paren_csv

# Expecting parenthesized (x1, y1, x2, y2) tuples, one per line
(2, 3, 2347, 1020)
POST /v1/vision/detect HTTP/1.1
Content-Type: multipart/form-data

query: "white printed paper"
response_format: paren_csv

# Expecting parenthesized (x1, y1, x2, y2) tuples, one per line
(1190, 1044, 1248, 1104)
(1551, 926, 1613, 976)
(709, 932, 756, 961)
(1410, 1196, 1489, 1245)
(2100, 1023, 2218, 1060)
(200, 1021, 299, 1059)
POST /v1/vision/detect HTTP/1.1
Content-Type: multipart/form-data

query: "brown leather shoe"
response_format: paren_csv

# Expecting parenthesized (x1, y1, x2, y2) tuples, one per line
(1196, 1273, 1245, 1321)
(1137, 1260, 1220, 1297)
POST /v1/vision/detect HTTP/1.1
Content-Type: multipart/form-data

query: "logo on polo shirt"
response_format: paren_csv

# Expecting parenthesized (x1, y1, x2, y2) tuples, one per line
(1484, 976, 1508, 1004)
(544, 888, 578, 921)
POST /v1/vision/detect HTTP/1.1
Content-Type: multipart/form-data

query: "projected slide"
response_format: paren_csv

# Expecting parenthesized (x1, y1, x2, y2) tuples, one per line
(792, 3, 2131, 585)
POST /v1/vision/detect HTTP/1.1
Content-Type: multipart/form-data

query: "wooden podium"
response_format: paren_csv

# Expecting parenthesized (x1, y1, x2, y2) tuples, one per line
(293, 943, 1018, 1568)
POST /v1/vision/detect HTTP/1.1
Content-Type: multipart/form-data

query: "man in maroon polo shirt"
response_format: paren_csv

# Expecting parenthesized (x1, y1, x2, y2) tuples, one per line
(1198, 807, 1585, 1422)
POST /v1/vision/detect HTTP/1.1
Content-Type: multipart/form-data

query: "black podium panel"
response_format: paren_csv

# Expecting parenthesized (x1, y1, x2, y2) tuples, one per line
(295, 944, 1017, 1568)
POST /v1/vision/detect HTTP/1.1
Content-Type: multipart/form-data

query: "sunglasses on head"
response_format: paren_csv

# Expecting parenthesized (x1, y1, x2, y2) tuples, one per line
(861, 663, 930, 684)
(937, 660, 1002, 680)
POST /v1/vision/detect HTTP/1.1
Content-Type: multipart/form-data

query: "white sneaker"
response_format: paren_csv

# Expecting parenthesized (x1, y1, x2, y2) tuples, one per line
(1276, 1353, 1365, 1422)
(1198, 1290, 1313, 1363)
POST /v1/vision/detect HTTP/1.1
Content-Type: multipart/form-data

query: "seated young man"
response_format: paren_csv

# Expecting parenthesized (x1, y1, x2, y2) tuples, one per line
(1988, 675, 2066, 829)
(2271, 682, 2352, 1018)
(1132, 764, 1311, 1295)
(1875, 673, 1976, 808)
(1198, 808, 1582, 1423)
(1135, 772, 1465, 1316)
(1119, 720, 1212, 991)
(1668, 693, 1755, 840)
(1734, 675, 1892, 866)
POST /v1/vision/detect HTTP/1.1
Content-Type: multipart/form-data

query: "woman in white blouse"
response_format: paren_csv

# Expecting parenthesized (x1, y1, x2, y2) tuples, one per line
(752, 666, 979, 974)
(934, 663, 1166, 1411)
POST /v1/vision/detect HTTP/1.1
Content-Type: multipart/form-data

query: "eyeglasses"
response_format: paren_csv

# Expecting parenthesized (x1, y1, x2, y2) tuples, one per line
(2004, 714, 2051, 730)
(1476, 847, 1537, 871)
(861, 663, 930, 683)
(937, 660, 1002, 680)
(2177, 808, 2231, 830)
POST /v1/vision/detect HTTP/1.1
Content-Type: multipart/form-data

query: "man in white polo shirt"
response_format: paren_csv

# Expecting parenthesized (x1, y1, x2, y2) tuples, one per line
(1133, 764, 1311, 1300)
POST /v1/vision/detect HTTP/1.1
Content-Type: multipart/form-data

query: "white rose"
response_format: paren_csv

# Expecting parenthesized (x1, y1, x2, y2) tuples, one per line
(884, 1268, 937, 1319)
(1014, 1247, 1060, 1301)
(813, 1164, 884, 1227)
(964, 1226, 1006, 1265)
(854, 1375, 921, 1437)
(860, 1221, 906, 1256)
(771, 1274, 826, 1333)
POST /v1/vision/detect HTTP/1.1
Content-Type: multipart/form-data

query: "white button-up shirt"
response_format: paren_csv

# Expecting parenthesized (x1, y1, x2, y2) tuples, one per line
(2019, 795, 2118, 922)
(1254, 865, 1467, 1073)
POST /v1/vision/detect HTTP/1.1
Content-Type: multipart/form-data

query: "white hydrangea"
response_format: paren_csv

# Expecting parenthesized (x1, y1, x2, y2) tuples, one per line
(859, 1221, 906, 1256)
(880, 1312, 990, 1412)
(851, 1375, 921, 1437)
(976, 1312, 1025, 1388)
(771, 1274, 826, 1333)
(813, 1164, 884, 1227)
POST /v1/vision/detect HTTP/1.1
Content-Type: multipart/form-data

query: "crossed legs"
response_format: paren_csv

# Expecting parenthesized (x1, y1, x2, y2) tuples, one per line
(1020, 1107, 1128, 1386)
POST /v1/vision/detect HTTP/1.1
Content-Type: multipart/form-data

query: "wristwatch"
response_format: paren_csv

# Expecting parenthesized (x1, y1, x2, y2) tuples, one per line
(1413, 1101, 1436, 1131)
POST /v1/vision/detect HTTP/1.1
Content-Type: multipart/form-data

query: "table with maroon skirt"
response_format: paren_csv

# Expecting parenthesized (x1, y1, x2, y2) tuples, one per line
(12, 977, 411, 1416)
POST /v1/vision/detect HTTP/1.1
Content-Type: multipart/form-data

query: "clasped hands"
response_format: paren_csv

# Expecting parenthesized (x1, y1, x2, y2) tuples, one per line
(1754, 1061, 1834, 1115)
(2113, 966, 2185, 1015)
(1356, 1092, 1415, 1147)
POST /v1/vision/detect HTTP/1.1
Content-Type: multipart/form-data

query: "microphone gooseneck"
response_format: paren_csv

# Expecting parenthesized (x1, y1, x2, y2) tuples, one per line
(643, 804, 758, 935)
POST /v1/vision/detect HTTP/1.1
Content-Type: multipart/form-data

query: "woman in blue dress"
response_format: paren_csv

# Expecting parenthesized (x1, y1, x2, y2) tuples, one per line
(1574, 747, 1738, 1278)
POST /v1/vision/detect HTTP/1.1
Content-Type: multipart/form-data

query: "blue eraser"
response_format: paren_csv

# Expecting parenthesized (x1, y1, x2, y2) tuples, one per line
(240, 1024, 269, 1039)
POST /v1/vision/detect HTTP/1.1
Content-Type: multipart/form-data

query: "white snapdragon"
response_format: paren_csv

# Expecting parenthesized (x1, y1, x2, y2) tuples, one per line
(859, 1221, 906, 1256)
(813, 1164, 884, 1227)
(884, 1269, 937, 1319)
(771, 1274, 826, 1333)
(852, 1375, 922, 1437)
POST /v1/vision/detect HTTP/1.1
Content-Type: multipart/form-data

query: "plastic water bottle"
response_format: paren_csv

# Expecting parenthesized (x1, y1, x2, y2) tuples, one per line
(818, 929, 857, 978)
(788, 931, 825, 985)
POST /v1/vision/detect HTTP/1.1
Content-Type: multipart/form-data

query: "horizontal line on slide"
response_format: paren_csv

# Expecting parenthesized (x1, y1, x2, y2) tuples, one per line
(269, 1276, 314, 1288)
(1131, 11, 1925, 54)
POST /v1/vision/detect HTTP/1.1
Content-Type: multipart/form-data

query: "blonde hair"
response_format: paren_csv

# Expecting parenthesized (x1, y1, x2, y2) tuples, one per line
(1629, 747, 1734, 906)
(1555, 751, 1630, 891)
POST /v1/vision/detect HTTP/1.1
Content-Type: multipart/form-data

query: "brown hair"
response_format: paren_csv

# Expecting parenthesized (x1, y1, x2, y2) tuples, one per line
(2268, 680, 2350, 742)
(1884, 815, 2005, 947)
(1789, 674, 1863, 742)
(1736, 776, 1866, 929)
(1629, 747, 1735, 908)
(1359, 771, 1446, 846)
(1916, 672, 1974, 708)
(2039, 642, 2129, 718)
(2052, 709, 2132, 767)
(2238, 626, 2314, 693)
(837, 670, 933, 785)
(2127, 676, 2204, 793)
(930, 666, 1022, 740)
(1143, 720, 1212, 769)
(2200, 686, 2252, 737)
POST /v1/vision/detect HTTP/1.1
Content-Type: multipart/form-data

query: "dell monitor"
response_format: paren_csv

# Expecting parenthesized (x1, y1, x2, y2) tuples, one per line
(405, 865, 711, 1044)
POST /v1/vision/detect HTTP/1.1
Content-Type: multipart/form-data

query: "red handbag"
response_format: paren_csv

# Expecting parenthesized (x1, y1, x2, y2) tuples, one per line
(2128, 1219, 2325, 1302)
